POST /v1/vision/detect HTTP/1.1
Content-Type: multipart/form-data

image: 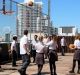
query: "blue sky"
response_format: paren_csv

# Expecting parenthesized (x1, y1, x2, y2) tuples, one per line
(0, 0, 80, 36)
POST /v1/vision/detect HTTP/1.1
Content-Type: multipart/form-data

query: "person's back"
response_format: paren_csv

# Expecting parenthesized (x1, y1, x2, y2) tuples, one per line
(18, 30, 30, 75)
(20, 35, 29, 55)
(60, 37, 66, 46)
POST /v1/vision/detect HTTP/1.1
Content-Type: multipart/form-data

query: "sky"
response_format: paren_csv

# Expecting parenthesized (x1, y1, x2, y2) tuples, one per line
(0, 0, 80, 36)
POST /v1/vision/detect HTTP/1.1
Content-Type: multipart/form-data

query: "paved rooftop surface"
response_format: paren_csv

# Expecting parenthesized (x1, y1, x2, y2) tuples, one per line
(0, 53, 79, 75)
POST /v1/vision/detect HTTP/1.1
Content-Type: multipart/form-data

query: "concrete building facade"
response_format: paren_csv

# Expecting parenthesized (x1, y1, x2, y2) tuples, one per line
(58, 26, 77, 36)
(17, 1, 54, 40)
(17, 1, 42, 40)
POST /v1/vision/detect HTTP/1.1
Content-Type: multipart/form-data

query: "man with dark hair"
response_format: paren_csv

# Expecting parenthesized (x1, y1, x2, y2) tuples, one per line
(32, 35, 38, 63)
(11, 35, 17, 67)
(60, 36, 67, 56)
(18, 30, 30, 75)
(24, 30, 28, 35)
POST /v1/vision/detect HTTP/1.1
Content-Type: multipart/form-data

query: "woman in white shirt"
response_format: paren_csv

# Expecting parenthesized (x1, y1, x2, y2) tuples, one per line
(43, 34, 49, 59)
(46, 34, 58, 75)
(69, 36, 80, 74)
(35, 36, 45, 75)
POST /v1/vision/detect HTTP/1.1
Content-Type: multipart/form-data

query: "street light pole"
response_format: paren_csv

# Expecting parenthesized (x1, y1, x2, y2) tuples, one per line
(48, 0, 50, 36)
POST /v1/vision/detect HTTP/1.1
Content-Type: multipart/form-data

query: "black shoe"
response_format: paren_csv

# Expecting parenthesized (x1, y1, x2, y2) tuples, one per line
(18, 69, 23, 75)
(51, 72, 53, 75)
(0, 68, 4, 72)
(45, 57, 47, 59)
(69, 70, 74, 73)
(12, 65, 17, 67)
(62, 54, 65, 56)
(23, 73, 27, 75)
(54, 72, 57, 75)
(33, 60, 35, 63)
(0, 66, 1, 68)
(54, 73, 57, 75)
(37, 72, 41, 75)
(77, 70, 80, 74)
(18, 69, 26, 75)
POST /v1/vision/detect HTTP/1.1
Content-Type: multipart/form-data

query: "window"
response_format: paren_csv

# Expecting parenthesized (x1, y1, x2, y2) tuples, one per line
(62, 27, 72, 33)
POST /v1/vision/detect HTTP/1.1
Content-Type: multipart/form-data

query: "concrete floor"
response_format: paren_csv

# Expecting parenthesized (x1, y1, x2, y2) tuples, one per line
(0, 53, 79, 75)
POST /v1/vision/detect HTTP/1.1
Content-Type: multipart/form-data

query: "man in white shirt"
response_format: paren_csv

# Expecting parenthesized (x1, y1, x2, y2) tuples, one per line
(18, 30, 30, 75)
(60, 37, 67, 56)
(31, 35, 38, 63)
(11, 36, 17, 67)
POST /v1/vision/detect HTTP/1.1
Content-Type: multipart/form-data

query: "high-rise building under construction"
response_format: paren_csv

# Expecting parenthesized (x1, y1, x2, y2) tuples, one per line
(17, 0, 54, 40)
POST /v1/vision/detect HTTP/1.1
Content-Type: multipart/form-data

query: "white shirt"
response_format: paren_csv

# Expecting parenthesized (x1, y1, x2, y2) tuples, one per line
(60, 37, 66, 46)
(74, 39, 79, 46)
(35, 42, 45, 53)
(43, 38, 48, 45)
(74, 39, 80, 49)
(20, 35, 29, 55)
(32, 39, 38, 50)
(11, 40, 17, 51)
(46, 40, 58, 50)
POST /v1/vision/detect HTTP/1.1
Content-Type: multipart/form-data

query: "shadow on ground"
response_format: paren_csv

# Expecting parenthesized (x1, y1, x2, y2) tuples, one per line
(66, 73, 76, 75)
(32, 72, 50, 75)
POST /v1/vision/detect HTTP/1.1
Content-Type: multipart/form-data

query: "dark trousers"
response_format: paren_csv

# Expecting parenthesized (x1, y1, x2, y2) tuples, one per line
(61, 46, 66, 56)
(12, 50, 17, 66)
(48, 50, 57, 75)
(20, 53, 30, 74)
(32, 50, 36, 62)
(44, 47, 48, 59)
(37, 65, 43, 75)
(49, 61, 56, 75)
(71, 60, 80, 72)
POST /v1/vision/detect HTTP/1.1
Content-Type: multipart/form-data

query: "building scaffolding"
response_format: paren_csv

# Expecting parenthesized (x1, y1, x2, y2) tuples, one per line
(0, 0, 54, 41)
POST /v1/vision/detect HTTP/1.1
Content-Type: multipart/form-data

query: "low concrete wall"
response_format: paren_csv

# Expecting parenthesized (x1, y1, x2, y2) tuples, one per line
(0, 43, 21, 64)
(0, 43, 9, 63)
(57, 36, 75, 53)
(0, 36, 75, 63)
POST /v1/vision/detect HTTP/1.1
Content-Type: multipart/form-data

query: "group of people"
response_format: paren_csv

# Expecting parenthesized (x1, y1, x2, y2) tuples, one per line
(60, 36, 80, 74)
(10, 29, 80, 75)
(17, 30, 58, 75)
